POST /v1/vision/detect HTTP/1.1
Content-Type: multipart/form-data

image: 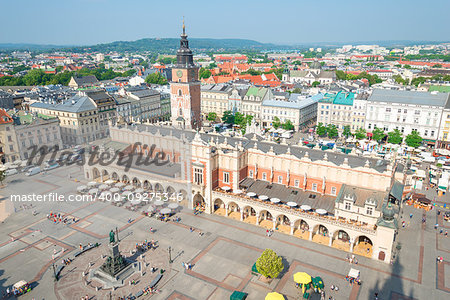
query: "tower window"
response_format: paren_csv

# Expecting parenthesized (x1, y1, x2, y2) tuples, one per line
(178, 90, 182, 96)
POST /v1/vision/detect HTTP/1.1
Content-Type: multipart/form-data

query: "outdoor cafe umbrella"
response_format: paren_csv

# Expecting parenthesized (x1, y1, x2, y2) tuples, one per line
(233, 189, 243, 194)
(300, 205, 311, 211)
(105, 179, 115, 185)
(135, 188, 145, 194)
(293, 272, 312, 293)
(88, 188, 98, 195)
(316, 209, 327, 215)
(312, 276, 324, 290)
(100, 191, 112, 200)
(154, 200, 164, 206)
(246, 192, 256, 197)
(130, 198, 141, 206)
(124, 185, 134, 191)
(259, 195, 269, 201)
(110, 187, 120, 193)
(265, 292, 285, 300)
(88, 181, 98, 187)
(115, 182, 125, 188)
(168, 203, 179, 209)
(98, 184, 108, 190)
(160, 208, 171, 215)
(221, 186, 231, 191)
(286, 202, 297, 207)
(270, 198, 281, 204)
(122, 191, 132, 197)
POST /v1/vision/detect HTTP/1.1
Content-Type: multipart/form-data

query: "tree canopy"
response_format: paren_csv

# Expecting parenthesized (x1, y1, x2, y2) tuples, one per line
(282, 119, 294, 131)
(388, 129, 403, 144)
(199, 68, 212, 79)
(145, 72, 167, 85)
(316, 122, 327, 136)
(372, 127, 385, 142)
(342, 125, 352, 138)
(206, 112, 217, 122)
(327, 124, 338, 138)
(256, 249, 284, 279)
(355, 128, 366, 140)
(272, 116, 281, 129)
(405, 130, 423, 148)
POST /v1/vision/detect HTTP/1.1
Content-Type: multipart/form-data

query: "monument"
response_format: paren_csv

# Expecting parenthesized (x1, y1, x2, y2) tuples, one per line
(88, 228, 141, 289)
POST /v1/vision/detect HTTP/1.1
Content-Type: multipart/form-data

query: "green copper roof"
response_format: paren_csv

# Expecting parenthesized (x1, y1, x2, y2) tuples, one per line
(245, 87, 267, 98)
(429, 85, 450, 93)
(333, 91, 355, 106)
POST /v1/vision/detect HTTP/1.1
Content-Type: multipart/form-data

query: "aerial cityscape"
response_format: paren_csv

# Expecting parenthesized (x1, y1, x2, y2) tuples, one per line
(0, 1, 449, 300)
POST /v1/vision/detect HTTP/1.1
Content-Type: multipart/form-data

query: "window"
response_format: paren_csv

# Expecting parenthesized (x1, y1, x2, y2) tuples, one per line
(366, 207, 373, 215)
(249, 170, 254, 178)
(398, 109, 401, 113)
(331, 187, 337, 196)
(294, 180, 300, 188)
(312, 183, 317, 192)
(386, 108, 391, 112)
(278, 176, 283, 184)
(262, 172, 267, 180)
(431, 130, 435, 137)
(178, 89, 182, 96)
(345, 202, 351, 210)
(7, 136, 12, 142)
(414, 110, 420, 115)
(223, 172, 230, 184)
(368, 123, 372, 129)
(194, 168, 203, 185)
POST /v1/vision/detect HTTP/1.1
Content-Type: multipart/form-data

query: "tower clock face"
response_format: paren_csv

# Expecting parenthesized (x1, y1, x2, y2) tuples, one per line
(177, 70, 183, 78)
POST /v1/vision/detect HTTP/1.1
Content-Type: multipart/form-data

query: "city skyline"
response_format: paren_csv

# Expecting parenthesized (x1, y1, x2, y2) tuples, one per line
(1, 0, 449, 45)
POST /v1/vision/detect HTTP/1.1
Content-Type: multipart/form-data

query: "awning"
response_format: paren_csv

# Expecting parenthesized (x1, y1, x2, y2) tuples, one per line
(348, 268, 360, 278)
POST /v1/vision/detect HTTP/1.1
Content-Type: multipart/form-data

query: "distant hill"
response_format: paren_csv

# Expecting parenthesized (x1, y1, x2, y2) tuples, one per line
(67, 38, 283, 53)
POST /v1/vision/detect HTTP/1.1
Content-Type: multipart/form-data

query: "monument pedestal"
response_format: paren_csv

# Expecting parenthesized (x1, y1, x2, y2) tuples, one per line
(89, 241, 141, 289)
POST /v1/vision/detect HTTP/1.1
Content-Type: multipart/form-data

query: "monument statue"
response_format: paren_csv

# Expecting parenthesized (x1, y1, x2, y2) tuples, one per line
(109, 230, 115, 244)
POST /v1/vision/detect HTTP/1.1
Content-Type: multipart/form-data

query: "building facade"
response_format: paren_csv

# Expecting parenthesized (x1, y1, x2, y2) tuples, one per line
(365, 90, 449, 143)
(241, 87, 272, 122)
(317, 91, 355, 130)
(0, 109, 20, 163)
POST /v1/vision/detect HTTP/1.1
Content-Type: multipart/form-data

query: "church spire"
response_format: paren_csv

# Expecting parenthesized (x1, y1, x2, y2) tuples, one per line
(182, 16, 186, 36)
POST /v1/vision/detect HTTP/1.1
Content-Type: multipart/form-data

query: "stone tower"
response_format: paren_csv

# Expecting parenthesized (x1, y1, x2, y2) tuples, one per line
(170, 19, 201, 129)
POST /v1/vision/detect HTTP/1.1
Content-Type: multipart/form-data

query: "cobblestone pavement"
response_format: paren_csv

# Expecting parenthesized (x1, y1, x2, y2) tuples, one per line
(0, 165, 449, 299)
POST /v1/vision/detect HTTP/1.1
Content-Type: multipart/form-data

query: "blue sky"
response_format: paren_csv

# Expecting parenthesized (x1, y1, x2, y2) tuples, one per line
(1, 0, 449, 45)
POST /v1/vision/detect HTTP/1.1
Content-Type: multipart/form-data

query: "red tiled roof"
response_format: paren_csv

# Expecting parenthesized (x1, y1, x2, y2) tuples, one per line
(0, 109, 13, 124)
(398, 60, 450, 68)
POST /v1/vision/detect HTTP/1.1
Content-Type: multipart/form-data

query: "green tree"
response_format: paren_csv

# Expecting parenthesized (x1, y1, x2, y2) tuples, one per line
(326, 124, 338, 139)
(403, 64, 411, 69)
(335, 70, 346, 80)
(222, 110, 234, 124)
(292, 88, 302, 94)
(272, 116, 281, 129)
(342, 125, 352, 137)
(255, 249, 284, 279)
(145, 72, 167, 85)
(199, 68, 212, 79)
(393, 75, 408, 85)
(311, 81, 320, 87)
(388, 129, 403, 144)
(282, 120, 294, 131)
(432, 64, 442, 68)
(207, 112, 217, 122)
(405, 130, 423, 148)
(316, 122, 327, 136)
(207, 62, 217, 69)
(372, 127, 385, 142)
(0, 170, 5, 186)
(355, 128, 366, 140)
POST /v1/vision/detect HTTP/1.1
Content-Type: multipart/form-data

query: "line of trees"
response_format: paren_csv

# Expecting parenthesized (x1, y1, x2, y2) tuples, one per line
(335, 71, 382, 86)
(0, 67, 136, 86)
(316, 123, 424, 147)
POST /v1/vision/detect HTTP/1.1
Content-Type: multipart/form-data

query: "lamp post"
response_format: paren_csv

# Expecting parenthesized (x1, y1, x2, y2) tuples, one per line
(168, 246, 173, 264)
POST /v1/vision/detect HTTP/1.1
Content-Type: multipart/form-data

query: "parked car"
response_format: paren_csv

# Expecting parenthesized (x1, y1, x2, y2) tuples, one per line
(26, 167, 41, 176)
(5, 169, 18, 176)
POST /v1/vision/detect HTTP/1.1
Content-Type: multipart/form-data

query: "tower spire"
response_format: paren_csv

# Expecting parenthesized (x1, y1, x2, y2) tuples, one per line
(182, 16, 185, 35)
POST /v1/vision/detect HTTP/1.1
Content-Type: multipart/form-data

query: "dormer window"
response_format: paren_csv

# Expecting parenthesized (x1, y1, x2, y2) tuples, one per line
(366, 207, 373, 215)
(345, 202, 352, 210)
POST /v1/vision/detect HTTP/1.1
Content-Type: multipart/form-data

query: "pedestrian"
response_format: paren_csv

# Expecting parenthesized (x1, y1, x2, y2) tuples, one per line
(435, 224, 439, 230)
(445, 231, 448, 237)
(440, 229, 443, 235)
(410, 213, 413, 219)
(374, 292, 379, 300)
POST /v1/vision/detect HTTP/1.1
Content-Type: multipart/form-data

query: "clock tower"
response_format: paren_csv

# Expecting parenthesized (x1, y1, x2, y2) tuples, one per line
(170, 20, 201, 129)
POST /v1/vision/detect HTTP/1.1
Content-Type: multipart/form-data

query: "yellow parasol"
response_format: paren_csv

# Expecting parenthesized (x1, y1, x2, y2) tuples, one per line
(265, 292, 285, 300)
(293, 272, 312, 284)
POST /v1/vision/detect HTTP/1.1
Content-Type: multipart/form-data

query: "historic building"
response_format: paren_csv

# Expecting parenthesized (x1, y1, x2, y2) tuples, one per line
(85, 121, 408, 263)
(170, 21, 201, 129)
